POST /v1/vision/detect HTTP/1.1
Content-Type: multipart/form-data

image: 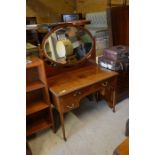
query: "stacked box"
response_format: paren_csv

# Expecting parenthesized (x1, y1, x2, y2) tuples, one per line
(98, 45, 129, 71)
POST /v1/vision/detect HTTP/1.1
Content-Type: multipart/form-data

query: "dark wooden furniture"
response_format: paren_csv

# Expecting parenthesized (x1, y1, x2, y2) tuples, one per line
(39, 23, 118, 141)
(48, 64, 118, 141)
(26, 57, 55, 136)
(125, 119, 129, 137)
(110, 5, 129, 46)
(109, 5, 129, 101)
(117, 70, 129, 102)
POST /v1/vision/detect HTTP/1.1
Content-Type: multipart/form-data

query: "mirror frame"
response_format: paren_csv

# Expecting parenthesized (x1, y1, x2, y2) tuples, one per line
(41, 23, 95, 66)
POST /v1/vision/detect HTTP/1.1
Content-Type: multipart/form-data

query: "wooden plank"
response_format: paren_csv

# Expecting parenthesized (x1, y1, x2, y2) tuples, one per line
(48, 64, 118, 96)
(26, 118, 52, 136)
(26, 80, 45, 92)
(26, 57, 42, 69)
(26, 100, 49, 115)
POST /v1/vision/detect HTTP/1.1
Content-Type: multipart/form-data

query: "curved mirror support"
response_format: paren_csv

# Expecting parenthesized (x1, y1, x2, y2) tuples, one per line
(42, 25, 93, 65)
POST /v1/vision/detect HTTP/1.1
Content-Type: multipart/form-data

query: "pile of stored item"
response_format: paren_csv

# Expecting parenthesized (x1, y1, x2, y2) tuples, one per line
(98, 45, 129, 71)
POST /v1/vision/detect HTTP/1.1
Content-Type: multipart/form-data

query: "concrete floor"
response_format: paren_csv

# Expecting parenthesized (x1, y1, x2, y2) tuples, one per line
(28, 98, 129, 155)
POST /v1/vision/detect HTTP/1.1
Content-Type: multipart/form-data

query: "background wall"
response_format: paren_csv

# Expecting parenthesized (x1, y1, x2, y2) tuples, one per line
(26, 0, 76, 23)
(76, 0, 129, 15)
(26, 0, 129, 23)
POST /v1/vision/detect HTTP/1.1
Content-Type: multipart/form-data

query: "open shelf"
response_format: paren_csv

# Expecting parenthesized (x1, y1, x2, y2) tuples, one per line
(26, 118, 52, 136)
(26, 80, 45, 92)
(26, 100, 49, 115)
(26, 57, 42, 69)
(26, 57, 55, 136)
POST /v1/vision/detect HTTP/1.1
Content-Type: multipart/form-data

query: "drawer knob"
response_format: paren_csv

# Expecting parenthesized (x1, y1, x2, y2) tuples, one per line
(73, 91, 81, 96)
(73, 93, 77, 96)
(66, 104, 74, 109)
(101, 82, 108, 87)
(78, 91, 81, 95)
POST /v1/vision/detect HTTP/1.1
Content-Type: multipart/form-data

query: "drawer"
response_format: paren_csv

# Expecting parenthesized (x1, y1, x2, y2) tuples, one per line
(58, 78, 116, 113)
(100, 77, 116, 88)
(60, 92, 80, 113)
(59, 83, 103, 113)
(79, 83, 103, 97)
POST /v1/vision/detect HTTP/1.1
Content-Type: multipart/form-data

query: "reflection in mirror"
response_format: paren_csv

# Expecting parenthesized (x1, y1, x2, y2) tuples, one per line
(43, 26, 93, 65)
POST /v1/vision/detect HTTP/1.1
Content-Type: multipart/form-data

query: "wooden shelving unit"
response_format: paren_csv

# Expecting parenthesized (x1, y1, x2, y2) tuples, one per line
(26, 100, 49, 115)
(26, 57, 55, 136)
(26, 108, 52, 136)
(27, 119, 52, 136)
(26, 80, 45, 92)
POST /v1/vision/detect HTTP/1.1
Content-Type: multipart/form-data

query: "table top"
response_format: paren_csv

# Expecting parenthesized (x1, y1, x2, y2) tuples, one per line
(48, 64, 118, 96)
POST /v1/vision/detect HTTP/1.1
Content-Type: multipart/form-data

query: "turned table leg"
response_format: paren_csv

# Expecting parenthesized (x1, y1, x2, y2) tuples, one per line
(60, 112, 67, 141)
(112, 89, 116, 112)
(112, 76, 117, 112)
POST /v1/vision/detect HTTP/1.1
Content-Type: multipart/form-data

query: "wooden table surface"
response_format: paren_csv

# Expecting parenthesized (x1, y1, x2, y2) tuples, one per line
(48, 63, 118, 141)
(48, 64, 118, 96)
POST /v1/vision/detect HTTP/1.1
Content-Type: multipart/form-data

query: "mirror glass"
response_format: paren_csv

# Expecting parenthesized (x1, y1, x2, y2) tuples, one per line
(42, 25, 93, 65)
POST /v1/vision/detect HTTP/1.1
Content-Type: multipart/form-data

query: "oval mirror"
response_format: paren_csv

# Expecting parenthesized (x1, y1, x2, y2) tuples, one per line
(41, 24, 94, 66)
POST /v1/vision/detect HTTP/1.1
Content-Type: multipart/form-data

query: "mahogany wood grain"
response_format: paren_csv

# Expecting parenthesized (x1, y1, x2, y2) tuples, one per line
(38, 22, 118, 140)
(48, 63, 118, 140)
(27, 118, 52, 136)
(100, 76, 117, 110)
(48, 64, 117, 96)
(110, 6, 129, 46)
(26, 80, 45, 92)
(26, 57, 42, 68)
(117, 71, 129, 102)
(26, 100, 49, 115)
(44, 59, 96, 78)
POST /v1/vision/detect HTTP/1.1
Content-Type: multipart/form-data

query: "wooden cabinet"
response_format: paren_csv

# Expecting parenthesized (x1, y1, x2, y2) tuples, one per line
(26, 57, 55, 136)
(116, 70, 129, 102)
(99, 70, 129, 104)
(110, 5, 129, 101)
(110, 5, 129, 46)
(99, 77, 117, 107)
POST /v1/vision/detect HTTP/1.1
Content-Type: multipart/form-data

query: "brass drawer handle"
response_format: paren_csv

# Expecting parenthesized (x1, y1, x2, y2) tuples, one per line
(66, 104, 74, 109)
(78, 91, 81, 95)
(73, 92, 77, 96)
(101, 81, 108, 87)
(73, 91, 81, 96)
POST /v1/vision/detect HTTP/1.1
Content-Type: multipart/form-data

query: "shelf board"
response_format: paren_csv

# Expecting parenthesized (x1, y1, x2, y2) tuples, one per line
(26, 81, 45, 92)
(27, 100, 49, 115)
(26, 57, 42, 69)
(26, 118, 52, 136)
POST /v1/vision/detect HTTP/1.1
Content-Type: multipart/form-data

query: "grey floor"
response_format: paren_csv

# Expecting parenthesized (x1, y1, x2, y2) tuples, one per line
(28, 98, 129, 155)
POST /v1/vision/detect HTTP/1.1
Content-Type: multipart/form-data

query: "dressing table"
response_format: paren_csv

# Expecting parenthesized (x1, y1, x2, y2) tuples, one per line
(40, 23, 118, 141)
